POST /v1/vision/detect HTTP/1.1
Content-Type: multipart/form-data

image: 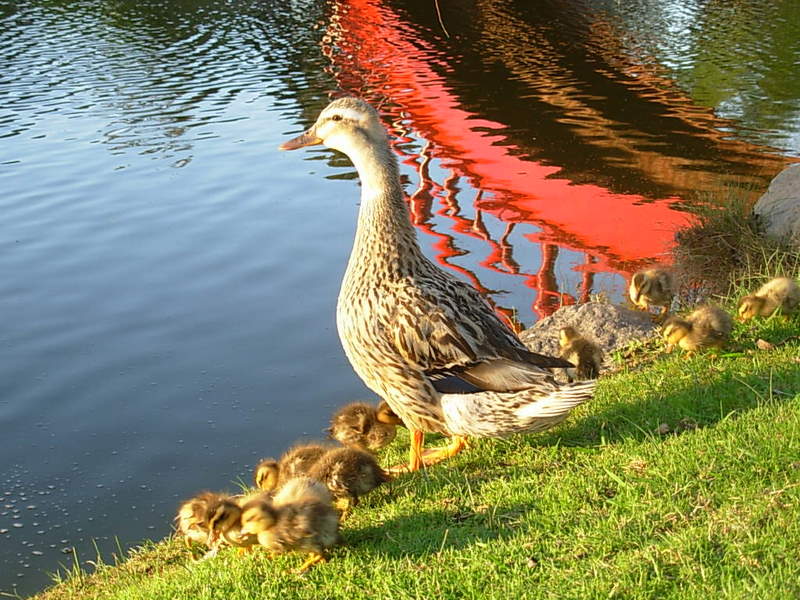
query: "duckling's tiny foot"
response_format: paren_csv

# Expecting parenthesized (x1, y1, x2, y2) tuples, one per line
(295, 552, 326, 574)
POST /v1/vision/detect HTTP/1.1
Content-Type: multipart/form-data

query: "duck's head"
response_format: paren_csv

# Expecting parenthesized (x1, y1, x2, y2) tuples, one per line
(662, 316, 691, 350)
(253, 458, 280, 491)
(204, 497, 242, 547)
(240, 499, 277, 535)
(327, 402, 373, 449)
(558, 326, 580, 348)
(737, 294, 764, 321)
(629, 271, 653, 304)
(279, 97, 386, 155)
(328, 401, 402, 451)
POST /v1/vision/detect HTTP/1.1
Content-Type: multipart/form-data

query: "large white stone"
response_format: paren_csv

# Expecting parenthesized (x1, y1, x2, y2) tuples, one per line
(753, 164, 800, 245)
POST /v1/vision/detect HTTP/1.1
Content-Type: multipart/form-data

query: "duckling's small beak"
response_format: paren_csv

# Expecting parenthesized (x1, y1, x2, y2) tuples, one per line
(279, 129, 322, 151)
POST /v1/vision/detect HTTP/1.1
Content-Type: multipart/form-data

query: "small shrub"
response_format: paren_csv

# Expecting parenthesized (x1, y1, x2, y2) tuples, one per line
(672, 185, 800, 304)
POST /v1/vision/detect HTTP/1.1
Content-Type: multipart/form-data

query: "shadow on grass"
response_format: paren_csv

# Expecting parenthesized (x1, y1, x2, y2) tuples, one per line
(341, 502, 522, 560)
(535, 349, 799, 449)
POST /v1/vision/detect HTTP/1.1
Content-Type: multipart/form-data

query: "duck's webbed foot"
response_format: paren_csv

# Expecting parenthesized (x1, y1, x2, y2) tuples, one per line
(419, 435, 468, 466)
(387, 432, 469, 473)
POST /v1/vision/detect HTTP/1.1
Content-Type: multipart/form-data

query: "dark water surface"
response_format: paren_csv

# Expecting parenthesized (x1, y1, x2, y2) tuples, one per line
(1, 0, 797, 594)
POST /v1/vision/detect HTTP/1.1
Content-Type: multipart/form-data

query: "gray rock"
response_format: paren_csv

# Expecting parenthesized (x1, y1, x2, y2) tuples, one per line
(520, 302, 657, 373)
(753, 164, 800, 246)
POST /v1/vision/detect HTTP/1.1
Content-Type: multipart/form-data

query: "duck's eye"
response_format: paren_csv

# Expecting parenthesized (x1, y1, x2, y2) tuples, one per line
(330, 114, 342, 122)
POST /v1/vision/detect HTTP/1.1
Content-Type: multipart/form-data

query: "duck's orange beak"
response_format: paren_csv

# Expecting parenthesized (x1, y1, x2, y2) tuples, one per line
(279, 129, 322, 151)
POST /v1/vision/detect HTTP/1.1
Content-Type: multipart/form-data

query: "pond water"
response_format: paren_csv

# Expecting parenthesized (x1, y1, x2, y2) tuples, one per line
(1, 0, 797, 595)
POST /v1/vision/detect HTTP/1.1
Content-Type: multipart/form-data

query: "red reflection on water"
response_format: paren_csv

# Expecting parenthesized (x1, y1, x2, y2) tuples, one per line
(322, 0, 693, 322)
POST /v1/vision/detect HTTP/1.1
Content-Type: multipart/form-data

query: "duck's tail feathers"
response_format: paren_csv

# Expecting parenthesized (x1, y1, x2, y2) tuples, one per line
(440, 379, 596, 438)
(514, 379, 596, 420)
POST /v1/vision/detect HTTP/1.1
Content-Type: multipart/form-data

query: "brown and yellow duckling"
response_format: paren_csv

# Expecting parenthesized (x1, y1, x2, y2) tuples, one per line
(738, 277, 800, 321)
(558, 326, 603, 381)
(662, 304, 733, 356)
(239, 477, 340, 573)
(175, 490, 227, 550)
(254, 442, 331, 492)
(306, 447, 390, 517)
(203, 493, 262, 555)
(629, 267, 674, 319)
(176, 490, 260, 558)
(328, 400, 403, 452)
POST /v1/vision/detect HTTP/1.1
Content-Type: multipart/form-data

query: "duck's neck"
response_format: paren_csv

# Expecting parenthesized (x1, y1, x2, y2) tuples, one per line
(345, 136, 423, 276)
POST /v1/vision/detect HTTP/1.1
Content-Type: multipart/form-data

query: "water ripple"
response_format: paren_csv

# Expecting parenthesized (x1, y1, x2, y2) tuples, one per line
(1, 1, 338, 595)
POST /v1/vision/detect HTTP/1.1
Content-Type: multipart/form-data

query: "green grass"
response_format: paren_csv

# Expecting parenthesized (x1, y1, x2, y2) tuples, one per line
(29, 306, 800, 600)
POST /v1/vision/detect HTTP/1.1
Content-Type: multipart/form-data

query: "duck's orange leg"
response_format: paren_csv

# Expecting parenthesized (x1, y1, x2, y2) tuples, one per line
(409, 429, 424, 470)
(386, 429, 424, 474)
(387, 432, 468, 473)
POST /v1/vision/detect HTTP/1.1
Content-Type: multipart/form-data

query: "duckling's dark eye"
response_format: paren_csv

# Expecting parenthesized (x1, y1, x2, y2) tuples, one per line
(331, 114, 342, 122)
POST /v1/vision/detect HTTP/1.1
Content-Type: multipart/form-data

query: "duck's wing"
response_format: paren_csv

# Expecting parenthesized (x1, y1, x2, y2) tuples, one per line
(388, 278, 571, 393)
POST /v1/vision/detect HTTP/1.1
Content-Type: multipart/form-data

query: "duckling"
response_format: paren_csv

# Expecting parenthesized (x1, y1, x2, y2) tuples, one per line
(175, 491, 227, 549)
(629, 268, 674, 318)
(204, 493, 260, 554)
(239, 477, 340, 573)
(662, 304, 733, 355)
(307, 447, 389, 517)
(328, 400, 403, 452)
(738, 277, 800, 321)
(254, 442, 331, 492)
(558, 326, 603, 381)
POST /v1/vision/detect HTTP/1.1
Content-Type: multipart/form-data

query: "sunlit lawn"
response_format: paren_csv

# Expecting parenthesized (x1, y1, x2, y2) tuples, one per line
(31, 306, 800, 600)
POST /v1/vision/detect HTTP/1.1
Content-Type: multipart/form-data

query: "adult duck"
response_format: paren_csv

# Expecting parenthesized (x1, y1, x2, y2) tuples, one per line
(281, 97, 595, 471)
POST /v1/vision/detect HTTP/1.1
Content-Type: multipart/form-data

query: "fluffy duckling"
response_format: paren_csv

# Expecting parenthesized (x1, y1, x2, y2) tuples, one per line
(662, 304, 733, 355)
(204, 493, 263, 554)
(254, 443, 331, 492)
(328, 400, 403, 452)
(558, 326, 603, 381)
(738, 277, 800, 321)
(629, 268, 674, 318)
(239, 477, 340, 573)
(307, 447, 389, 516)
(175, 491, 227, 549)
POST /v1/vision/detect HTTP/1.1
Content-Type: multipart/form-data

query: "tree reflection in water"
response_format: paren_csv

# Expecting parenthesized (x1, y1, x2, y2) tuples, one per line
(317, 0, 793, 325)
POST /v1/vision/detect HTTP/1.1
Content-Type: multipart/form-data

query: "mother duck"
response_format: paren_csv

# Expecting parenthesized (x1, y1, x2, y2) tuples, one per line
(281, 97, 596, 471)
